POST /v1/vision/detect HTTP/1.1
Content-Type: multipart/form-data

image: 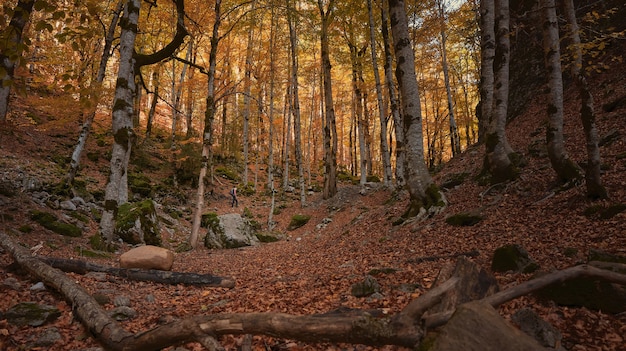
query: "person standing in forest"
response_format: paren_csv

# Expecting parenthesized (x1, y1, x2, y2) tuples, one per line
(230, 187, 238, 207)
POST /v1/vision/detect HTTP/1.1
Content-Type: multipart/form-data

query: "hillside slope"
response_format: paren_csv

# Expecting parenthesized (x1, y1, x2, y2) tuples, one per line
(1, 46, 625, 351)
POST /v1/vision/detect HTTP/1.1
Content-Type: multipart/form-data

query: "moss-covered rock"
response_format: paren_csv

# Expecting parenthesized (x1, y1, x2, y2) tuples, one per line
(30, 210, 82, 237)
(287, 214, 311, 231)
(351, 275, 380, 298)
(255, 231, 283, 243)
(441, 172, 470, 189)
(491, 244, 539, 273)
(114, 200, 161, 246)
(445, 212, 483, 226)
(4, 302, 61, 327)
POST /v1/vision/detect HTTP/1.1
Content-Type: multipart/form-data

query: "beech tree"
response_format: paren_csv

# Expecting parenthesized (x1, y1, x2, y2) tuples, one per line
(388, 0, 447, 219)
(0, 0, 35, 122)
(481, 0, 517, 183)
(562, 0, 607, 199)
(318, 0, 338, 199)
(101, 0, 188, 243)
(539, 0, 582, 184)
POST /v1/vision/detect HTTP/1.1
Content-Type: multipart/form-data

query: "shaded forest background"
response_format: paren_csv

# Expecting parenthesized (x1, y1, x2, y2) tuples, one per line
(1, 0, 626, 350)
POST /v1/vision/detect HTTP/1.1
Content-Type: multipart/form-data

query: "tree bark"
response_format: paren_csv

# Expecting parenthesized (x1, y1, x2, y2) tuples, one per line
(40, 256, 234, 287)
(367, 0, 393, 187)
(562, 0, 607, 199)
(66, 0, 124, 188)
(482, 0, 517, 183)
(381, 1, 405, 188)
(145, 66, 160, 139)
(438, 0, 461, 157)
(286, 0, 306, 207)
(0, 0, 35, 122)
(540, 0, 583, 184)
(388, 0, 447, 219)
(478, 0, 495, 145)
(318, 0, 338, 199)
(100, 0, 141, 243)
(188, 0, 221, 249)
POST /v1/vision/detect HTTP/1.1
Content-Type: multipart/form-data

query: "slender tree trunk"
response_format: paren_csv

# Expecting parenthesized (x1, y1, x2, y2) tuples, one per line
(381, 1, 405, 188)
(0, 0, 35, 122)
(67, 0, 124, 187)
(287, 0, 306, 206)
(482, 0, 517, 183)
(349, 42, 368, 186)
(146, 68, 160, 139)
(540, 0, 583, 184)
(243, 23, 254, 186)
(368, 0, 393, 187)
(318, 0, 338, 199)
(267, 5, 276, 192)
(170, 44, 191, 147)
(388, 0, 447, 219)
(562, 0, 607, 199)
(100, 0, 141, 243)
(283, 85, 292, 190)
(478, 0, 495, 145)
(189, 0, 221, 249)
(438, 0, 461, 157)
(185, 45, 197, 139)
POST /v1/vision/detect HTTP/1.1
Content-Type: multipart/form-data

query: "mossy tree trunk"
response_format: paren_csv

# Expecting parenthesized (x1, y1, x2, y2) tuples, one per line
(562, 0, 607, 199)
(100, 0, 141, 243)
(482, 0, 517, 183)
(388, 0, 447, 219)
(540, 0, 583, 184)
(0, 0, 35, 122)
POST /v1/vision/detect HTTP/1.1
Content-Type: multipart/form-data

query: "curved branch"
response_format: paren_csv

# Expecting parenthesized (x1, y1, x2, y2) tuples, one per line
(134, 0, 189, 68)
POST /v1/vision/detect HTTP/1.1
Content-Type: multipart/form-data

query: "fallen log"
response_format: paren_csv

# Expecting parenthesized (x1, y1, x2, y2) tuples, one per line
(39, 256, 235, 288)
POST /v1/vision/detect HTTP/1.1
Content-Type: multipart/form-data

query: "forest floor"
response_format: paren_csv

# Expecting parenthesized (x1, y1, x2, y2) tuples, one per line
(1, 53, 626, 351)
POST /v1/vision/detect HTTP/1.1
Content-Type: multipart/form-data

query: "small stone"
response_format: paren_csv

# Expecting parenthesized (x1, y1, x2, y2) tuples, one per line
(113, 295, 131, 307)
(34, 327, 62, 347)
(3, 277, 21, 290)
(30, 282, 46, 291)
(109, 306, 137, 321)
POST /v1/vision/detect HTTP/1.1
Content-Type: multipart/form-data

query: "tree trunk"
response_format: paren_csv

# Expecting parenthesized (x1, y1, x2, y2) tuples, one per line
(100, 0, 141, 243)
(438, 0, 461, 157)
(67, 0, 124, 187)
(482, 0, 517, 183)
(388, 0, 447, 219)
(479, 0, 495, 145)
(0, 0, 35, 122)
(189, 0, 221, 249)
(40, 257, 234, 287)
(562, 0, 607, 199)
(267, 5, 277, 191)
(318, 0, 338, 199)
(287, 0, 306, 206)
(540, 0, 583, 184)
(243, 20, 254, 186)
(368, 0, 393, 187)
(146, 67, 160, 139)
(348, 41, 369, 186)
(381, 1, 405, 188)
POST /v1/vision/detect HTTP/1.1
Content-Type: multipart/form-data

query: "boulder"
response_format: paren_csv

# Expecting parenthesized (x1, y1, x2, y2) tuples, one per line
(491, 244, 539, 273)
(4, 302, 61, 327)
(119, 245, 174, 271)
(429, 301, 549, 351)
(115, 200, 161, 246)
(203, 213, 259, 249)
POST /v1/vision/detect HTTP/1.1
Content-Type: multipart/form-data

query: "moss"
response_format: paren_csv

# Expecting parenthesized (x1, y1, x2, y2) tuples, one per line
(19, 225, 33, 233)
(288, 214, 311, 231)
(175, 242, 193, 253)
(67, 211, 90, 224)
(74, 246, 111, 258)
(242, 207, 253, 218)
(115, 200, 160, 245)
(1, 213, 14, 222)
(441, 172, 469, 189)
(201, 212, 220, 229)
(366, 175, 380, 183)
(255, 231, 281, 243)
(86, 152, 99, 162)
(30, 210, 82, 237)
(491, 244, 538, 273)
(445, 212, 483, 226)
(214, 166, 239, 181)
(128, 172, 152, 197)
